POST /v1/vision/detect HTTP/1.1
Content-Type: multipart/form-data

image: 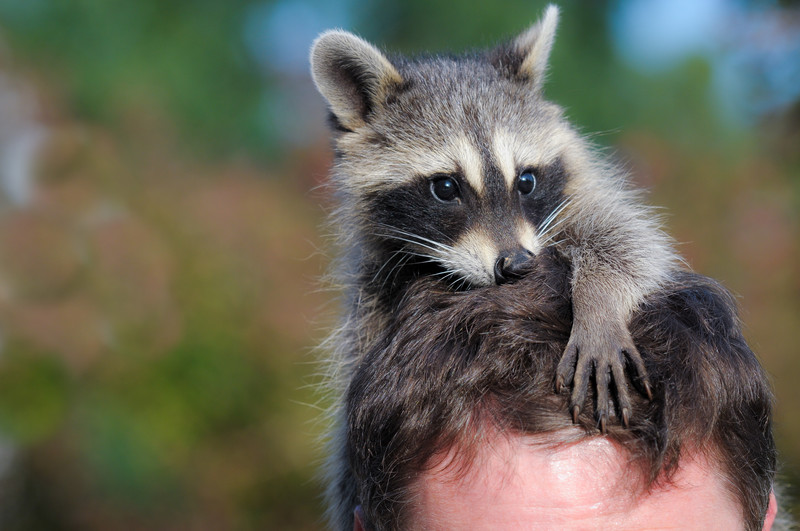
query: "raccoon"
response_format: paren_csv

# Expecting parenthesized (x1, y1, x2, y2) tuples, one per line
(311, 5, 681, 529)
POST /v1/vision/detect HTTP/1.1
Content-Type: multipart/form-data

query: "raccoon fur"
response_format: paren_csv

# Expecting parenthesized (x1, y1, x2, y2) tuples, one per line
(311, 5, 681, 529)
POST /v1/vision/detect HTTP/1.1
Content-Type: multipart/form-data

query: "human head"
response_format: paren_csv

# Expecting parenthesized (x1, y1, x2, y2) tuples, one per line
(344, 250, 778, 530)
(405, 424, 775, 530)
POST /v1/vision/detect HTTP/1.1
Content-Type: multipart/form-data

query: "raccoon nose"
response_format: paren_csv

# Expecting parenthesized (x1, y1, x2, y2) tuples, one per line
(494, 250, 534, 285)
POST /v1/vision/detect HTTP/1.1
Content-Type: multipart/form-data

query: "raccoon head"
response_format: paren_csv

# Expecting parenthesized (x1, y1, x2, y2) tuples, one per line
(311, 5, 582, 289)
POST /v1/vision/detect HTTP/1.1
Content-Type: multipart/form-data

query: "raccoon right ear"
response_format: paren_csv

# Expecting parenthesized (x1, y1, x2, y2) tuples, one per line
(491, 4, 559, 92)
(310, 30, 403, 132)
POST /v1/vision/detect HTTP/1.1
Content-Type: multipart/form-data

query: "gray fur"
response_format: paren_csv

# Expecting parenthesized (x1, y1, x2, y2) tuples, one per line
(311, 5, 683, 529)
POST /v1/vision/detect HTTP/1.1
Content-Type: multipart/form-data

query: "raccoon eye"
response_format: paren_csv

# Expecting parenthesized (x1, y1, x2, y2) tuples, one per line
(517, 172, 536, 195)
(430, 176, 460, 203)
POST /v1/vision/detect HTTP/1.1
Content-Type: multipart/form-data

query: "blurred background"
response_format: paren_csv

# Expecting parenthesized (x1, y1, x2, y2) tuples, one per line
(0, 0, 797, 528)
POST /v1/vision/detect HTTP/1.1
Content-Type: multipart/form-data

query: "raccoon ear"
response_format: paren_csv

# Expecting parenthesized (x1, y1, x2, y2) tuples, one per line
(491, 4, 559, 91)
(310, 30, 403, 131)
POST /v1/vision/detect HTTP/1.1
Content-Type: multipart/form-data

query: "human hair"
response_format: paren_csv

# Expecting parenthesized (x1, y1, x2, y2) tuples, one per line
(343, 249, 777, 531)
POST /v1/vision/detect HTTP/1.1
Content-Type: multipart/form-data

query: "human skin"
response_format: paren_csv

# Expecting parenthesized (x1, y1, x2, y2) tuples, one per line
(354, 426, 778, 531)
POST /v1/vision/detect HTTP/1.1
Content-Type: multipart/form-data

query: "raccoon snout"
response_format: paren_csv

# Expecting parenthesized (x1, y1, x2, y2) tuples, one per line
(494, 250, 535, 285)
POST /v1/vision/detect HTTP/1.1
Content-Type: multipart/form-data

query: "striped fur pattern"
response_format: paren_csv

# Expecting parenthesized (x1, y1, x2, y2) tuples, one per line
(311, 5, 682, 529)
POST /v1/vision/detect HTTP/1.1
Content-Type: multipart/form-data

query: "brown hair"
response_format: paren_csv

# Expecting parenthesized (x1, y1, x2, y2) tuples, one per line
(344, 249, 776, 530)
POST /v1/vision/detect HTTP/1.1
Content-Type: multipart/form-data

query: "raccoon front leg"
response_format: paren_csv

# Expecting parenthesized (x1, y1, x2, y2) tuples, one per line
(555, 307, 652, 432)
(553, 220, 671, 430)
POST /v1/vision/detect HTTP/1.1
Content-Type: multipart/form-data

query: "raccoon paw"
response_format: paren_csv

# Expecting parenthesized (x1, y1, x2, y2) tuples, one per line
(554, 321, 652, 432)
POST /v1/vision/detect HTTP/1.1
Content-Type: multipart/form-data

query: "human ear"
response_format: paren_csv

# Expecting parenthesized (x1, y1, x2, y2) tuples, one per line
(762, 489, 777, 531)
(353, 505, 367, 531)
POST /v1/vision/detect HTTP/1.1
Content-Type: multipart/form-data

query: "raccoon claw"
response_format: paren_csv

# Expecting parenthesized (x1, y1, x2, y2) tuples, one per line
(555, 375, 566, 394)
(555, 341, 579, 393)
(555, 321, 650, 429)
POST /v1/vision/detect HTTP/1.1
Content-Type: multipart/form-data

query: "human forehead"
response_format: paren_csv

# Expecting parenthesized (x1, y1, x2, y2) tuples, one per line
(409, 430, 743, 530)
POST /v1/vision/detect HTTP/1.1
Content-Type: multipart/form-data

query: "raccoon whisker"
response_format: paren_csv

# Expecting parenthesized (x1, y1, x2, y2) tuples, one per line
(452, 276, 471, 291)
(537, 208, 572, 242)
(386, 252, 415, 279)
(375, 233, 450, 255)
(540, 199, 572, 233)
(538, 198, 573, 236)
(545, 235, 567, 245)
(387, 248, 440, 267)
(375, 225, 456, 253)
(371, 248, 407, 284)
(430, 266, 472, 290)
(431, 269, 460, 280)
(373, 249, 438, 290)
(384, 246, 440, 263)
(377, 252, 416, 293)
(377, 223, 455, 245)
(436, 266, 468, 290)
(538, 199, 569, 233)
(373, 245, 443, 291)
(538, 216, 570, 241)
(402, 253, 440, 262)
(397, 235, 453, 254)
(542, 237, 567, 247)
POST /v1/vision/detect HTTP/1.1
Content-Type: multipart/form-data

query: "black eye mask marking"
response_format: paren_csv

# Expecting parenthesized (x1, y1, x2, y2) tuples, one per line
(518, 157, 567, 230)
(366, 173, 471, 253)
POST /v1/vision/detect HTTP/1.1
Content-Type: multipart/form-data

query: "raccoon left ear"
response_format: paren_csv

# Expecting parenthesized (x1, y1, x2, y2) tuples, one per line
(491, 4, 559, 91)
(310, 30, 403, 132)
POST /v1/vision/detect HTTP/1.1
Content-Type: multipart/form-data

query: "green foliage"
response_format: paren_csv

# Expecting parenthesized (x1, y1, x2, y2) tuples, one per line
(0, 0, 267, 159)
(0, 350, 69, 443)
